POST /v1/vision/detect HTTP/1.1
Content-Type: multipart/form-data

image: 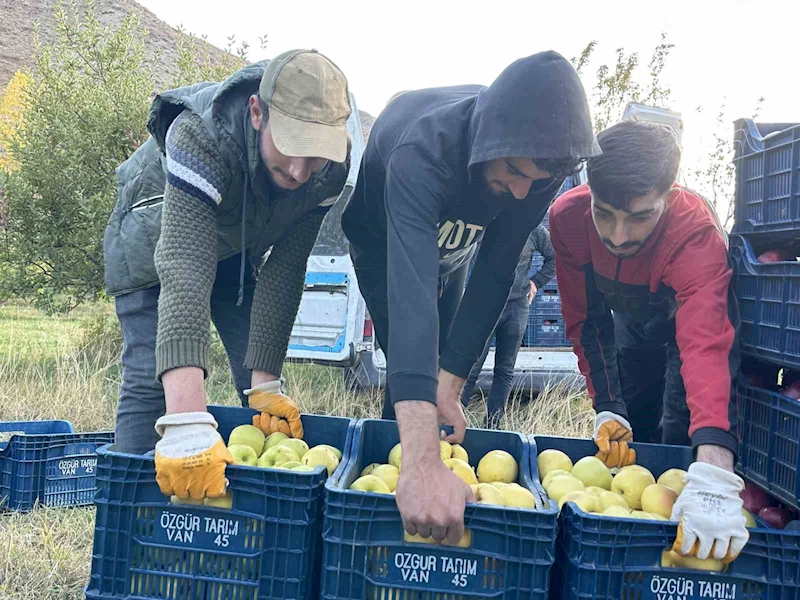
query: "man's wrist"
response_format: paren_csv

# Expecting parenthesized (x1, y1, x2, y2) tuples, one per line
(438, 370, 465, 399)
(163, 366, 206, 414)
(251, 370, 279, 388)
(695, 444, 735, 471)
(395, 400, 442, 467)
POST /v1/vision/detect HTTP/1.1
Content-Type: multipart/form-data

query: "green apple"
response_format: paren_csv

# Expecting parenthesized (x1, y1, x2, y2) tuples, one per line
(204, 492, 233, 509)
(279, 461, 303, 470)
(264, 431, 289, 451)
(558, 490, 599, 512)
(597, 490, 629, 511)
(302, 446, 340, 477)
(313, 444, 343, 461)
(350, 474, 391, 494)
(602, 505, 633, 518)
(370, 464, 400, 491)
(544, 475, 585, 502)
(641, 484, 677, 519)
(388, 443, 402, 469)
(657, 468, 688, 496)
(611, 466, 656, 510)
(537, 449, 573, 480)
(444, 458, 478, 486)
(477, 450, 518, 483)
(542, 469, 571, 489)
(571, 456, 612, 490)
(451, 444, 469, 464)
(277, 438, 310, 460)
(227, 424, 265, 456)
(170, 495, 203, 505)
(228, 444, 258, 466)
(291, 465, 315, 472)
(742, 508, 757, 528)
(360, 463, 381, 477)
(258, 445, 300, 468)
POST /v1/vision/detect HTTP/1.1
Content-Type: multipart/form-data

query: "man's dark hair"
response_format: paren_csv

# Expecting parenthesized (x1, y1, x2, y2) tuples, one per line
(534, 156, 586, 180)
(587, 120, 681, 211)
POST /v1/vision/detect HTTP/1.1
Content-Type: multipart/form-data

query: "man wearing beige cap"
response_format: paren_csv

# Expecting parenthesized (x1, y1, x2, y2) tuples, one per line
(102, 49, 351, 501)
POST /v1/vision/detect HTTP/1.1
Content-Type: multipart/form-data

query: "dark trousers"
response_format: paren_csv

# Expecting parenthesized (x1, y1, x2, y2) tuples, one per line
(614, 311, 691, 446)
(460, 296, 531, 428)
(113, 254, 255, 454)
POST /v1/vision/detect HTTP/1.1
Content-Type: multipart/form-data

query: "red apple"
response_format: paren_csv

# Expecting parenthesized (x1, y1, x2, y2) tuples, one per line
(759, 506, 793, 529)
(757, 249, 796, 263)
(784, 380, 800, 400)
(740, 482, 776, 514)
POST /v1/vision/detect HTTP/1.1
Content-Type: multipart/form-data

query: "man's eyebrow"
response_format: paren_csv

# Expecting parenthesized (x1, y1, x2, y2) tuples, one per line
(505, 159, 532, 179)
(630, 208, 656, 217)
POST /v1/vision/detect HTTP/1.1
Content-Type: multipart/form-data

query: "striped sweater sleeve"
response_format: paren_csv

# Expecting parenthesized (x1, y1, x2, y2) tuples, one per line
(153, 111, 230, 380)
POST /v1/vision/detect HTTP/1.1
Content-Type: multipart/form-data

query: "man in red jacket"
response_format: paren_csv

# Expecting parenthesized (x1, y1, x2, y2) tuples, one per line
(549, 120, 748, 563)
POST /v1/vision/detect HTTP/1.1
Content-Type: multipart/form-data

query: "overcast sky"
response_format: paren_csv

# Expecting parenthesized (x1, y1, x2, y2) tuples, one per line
(137, 0, 798, 167)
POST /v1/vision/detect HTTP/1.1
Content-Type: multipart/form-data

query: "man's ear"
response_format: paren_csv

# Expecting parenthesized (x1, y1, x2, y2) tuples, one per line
(248, 95, 264, 130)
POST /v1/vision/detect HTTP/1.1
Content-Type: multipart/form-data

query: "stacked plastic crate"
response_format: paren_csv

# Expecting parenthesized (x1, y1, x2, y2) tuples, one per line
(729, 120, 800, 529)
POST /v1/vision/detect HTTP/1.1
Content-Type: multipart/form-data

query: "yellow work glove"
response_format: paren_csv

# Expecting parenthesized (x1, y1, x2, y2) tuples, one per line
(245, 380, 304, 439)
(593, 411, 636, 468)
(153, 411, 233, 500)
(671, 462, 748, 563)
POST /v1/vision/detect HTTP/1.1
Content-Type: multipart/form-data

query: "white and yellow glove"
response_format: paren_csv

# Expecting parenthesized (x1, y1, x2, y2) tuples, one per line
(671, 462, 749, 562)
(593, 411, 636, 468)
(245, 380, 304, 439)
(154, 411, 233, 500)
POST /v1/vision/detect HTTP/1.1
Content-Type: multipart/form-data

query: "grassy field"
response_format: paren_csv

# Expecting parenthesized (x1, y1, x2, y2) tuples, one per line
(0, 303, 592, 600)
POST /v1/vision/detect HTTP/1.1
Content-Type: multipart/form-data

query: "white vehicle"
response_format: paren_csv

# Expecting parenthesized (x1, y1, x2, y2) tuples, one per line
(284, 100, 683, 394)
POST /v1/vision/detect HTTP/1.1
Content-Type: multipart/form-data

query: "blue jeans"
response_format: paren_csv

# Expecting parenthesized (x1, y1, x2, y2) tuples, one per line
(113, 254, 256, 454)
(460, 295, 531, 428)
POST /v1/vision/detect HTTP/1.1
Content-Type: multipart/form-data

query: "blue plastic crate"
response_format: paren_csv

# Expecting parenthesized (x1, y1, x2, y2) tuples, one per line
(533, 435, 800, 600)
(85, 406, 355, 600)
(524, 304, 569, 347)
(729, 234, 800, 369)
(732, 119, 800, 238)
(736, 374, 800, 511)
(0, 420, 114, 511)
(321, 419, 558, 600)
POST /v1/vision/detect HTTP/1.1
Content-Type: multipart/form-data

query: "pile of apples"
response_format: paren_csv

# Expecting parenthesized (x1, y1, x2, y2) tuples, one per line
(538, 449, 762, 528)
(741, 481, 797, 530)
(170, 424, 342, 509)
(349, 440, 537, 508)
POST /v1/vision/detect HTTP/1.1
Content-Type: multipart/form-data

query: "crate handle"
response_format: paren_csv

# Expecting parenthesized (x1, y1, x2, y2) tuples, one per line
(403, 529, 473, 548)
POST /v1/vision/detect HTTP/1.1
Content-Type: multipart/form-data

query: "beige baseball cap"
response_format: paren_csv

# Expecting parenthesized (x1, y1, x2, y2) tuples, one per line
(259, 49, 351, 163)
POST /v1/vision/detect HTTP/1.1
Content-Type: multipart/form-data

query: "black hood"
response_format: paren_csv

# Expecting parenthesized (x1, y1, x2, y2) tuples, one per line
(468, 50, 600, 170)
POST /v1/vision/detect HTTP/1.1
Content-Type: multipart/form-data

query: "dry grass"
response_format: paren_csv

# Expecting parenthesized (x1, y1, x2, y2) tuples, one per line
(0, 303, 592, 600)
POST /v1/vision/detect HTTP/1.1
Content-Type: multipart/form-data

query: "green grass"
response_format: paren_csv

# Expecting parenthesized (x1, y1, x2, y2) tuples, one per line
(0, 303, 592, 599)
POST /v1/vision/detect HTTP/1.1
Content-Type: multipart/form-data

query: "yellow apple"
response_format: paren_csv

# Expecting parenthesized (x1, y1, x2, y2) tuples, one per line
(204, 492, 233, 509)
(388, 443, 402, 469)
(228, 424, 266, 456)
(440, 441, 453, 460)
(451, 444, 469, 464)
(585, 486, 606, 497)
(263, 431, 289, 451)
(371, 464, 400, 491)
(277, 438, 310, 460)
(279, 461, 303, 470)
(477, 450, 518, 483)
(360, 463, 381, 477)
(631, 510, 655, 520)
(603, 505, 634, 518)
(667, 551, 725, 572)
(469, 483, 507, 506)
(404, 529, 472, 548)
(444, 458, 478, 485)
(611, 466, 655, 509)
(544, 475, 585, 502)
(542, 469, 571, 489)
(537, 449, 573, 480)
(742, 508, 757, 528)
(228, 444, 258, 466)
(641, 484, 678, 519)
(558, 490, 599, 513)
(170, 495, 204, 505)
(350, 474, 392, 494)
(258, 445, 300, 468)
(313, 444, 343, 461)
(660, 549, 675, 567)
(571, 456, 612, 490)
(291, 465, 315, 472)
(657, 468, 688, 496)
(302, 446, 340, 477)
(499, 483, 535, 508)
(597, 490, 629, 511)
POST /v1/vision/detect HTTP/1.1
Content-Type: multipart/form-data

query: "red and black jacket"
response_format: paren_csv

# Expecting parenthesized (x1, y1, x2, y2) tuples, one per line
(549, 183, 739, 454)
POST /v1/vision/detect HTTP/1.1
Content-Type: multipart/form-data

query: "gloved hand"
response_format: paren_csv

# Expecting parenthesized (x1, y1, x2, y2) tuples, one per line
(671, 462, 748, 562)
(154, 411, 233, 500)
(245, 379, 304, 439)
(593, 411, 636, 468)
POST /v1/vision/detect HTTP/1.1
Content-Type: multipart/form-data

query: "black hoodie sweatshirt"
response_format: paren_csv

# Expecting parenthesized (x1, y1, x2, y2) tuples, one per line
(342, 51, 599, 406)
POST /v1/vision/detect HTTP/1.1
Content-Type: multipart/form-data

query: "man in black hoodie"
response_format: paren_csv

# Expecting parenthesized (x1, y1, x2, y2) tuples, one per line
(342, 51, 599, 543)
